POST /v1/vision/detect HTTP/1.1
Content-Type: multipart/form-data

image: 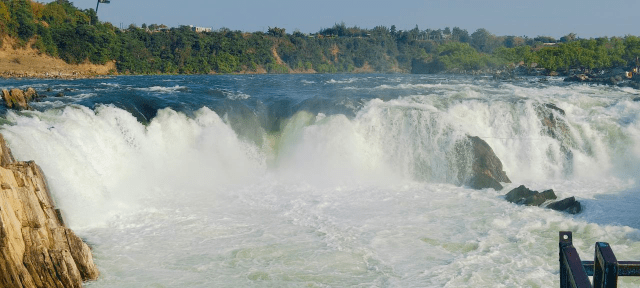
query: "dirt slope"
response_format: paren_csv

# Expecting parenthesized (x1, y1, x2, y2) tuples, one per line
(0, 38, 116, 79)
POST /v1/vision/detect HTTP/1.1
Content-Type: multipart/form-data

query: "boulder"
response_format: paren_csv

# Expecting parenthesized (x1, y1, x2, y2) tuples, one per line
(546, 196, 582, 214)
(505, 185, 557, 206)
(465, 136, 511, 190)
(633, 97, 640, 102)
(505, 185, 581, 214)
(0, 133, 99, 287)
(1, 88, 35, 110)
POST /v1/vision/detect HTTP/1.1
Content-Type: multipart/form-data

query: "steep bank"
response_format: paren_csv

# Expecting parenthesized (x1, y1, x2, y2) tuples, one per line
(0, 134, 99, 287)
(0, 38, 116, 79)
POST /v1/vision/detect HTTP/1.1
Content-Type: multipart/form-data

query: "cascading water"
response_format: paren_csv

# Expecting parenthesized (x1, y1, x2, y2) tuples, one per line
(1, 74, 640, 287)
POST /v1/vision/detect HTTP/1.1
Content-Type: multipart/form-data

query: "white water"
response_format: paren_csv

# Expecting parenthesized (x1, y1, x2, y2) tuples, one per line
(3, 82, 640, 287)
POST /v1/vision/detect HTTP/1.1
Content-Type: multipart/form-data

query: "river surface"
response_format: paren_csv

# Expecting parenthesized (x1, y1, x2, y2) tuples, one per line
(1, 74, 640, 287)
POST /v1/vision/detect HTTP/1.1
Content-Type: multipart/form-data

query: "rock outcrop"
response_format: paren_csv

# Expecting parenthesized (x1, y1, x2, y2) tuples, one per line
(0, 134, 99, 287)
(1, 88, 40, 110)
(505, 185, 582, 214)
(464, 136, 511, 190)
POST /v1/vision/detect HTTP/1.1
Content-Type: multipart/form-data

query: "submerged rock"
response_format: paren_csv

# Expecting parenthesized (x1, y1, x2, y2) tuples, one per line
(534, 103, 574, 174)
(464, 136, 511, 190)
(0, 134, 99, 287)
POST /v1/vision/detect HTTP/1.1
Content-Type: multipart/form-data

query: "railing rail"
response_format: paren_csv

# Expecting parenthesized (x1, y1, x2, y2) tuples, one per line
(559, 231, 640, 288)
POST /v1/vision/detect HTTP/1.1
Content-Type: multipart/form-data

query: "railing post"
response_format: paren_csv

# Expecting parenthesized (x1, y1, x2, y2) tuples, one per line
(559, 231, 592, 288)
(560, 231, 572, 288)
(593, 242, 618, 288)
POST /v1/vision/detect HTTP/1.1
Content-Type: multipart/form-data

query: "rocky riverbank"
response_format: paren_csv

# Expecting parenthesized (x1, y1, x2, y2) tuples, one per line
(563, 67, 640, 88)
(0, 134, 99, 287)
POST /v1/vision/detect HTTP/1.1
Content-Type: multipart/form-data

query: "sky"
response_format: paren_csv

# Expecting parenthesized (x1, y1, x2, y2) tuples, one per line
(41, 0, 639, 38)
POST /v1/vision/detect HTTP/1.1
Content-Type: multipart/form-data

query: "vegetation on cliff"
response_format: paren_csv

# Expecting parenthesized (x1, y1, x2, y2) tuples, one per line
(1, 0, 640, 75)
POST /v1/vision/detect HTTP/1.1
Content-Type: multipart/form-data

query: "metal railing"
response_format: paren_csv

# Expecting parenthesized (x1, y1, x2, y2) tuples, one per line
(559, 231, 640, 287)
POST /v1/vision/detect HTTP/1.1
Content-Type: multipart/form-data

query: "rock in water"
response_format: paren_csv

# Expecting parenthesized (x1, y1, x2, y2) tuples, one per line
(0, 133, 99, 287)
(505, 185, 557, 206)
(505, 185, 581, 214)
(1, 88, 40, 110)
(534, 103, 574, 175)
(546, 196, 582, 214)
(465, 136, 511, 190)
(1, 88, 32, 110)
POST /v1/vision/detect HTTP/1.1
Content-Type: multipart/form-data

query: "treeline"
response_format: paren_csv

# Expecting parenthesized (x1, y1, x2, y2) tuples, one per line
(1, 0, 640, 75)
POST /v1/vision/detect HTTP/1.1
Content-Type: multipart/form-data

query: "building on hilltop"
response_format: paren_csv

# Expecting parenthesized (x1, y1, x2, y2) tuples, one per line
(180, 25, 212, 33)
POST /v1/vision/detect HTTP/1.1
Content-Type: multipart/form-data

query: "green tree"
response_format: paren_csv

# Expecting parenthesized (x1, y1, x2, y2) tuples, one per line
(10, 0, 36, 41)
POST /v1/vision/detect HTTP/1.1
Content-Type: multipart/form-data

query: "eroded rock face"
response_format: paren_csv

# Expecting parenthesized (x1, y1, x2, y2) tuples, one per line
(0, 133, 99, 287)
(1, 87, 40, 110)
(464, 136, 511, 190)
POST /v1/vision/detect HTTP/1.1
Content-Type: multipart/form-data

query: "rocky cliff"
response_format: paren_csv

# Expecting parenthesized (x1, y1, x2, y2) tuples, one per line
(0, 134, 99, 287)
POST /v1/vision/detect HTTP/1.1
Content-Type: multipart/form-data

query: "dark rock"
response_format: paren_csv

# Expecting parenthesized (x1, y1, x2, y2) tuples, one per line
(465, 136, 511, 190)
(55, 92, 64, 97)
(540, 189, 558, 200)
(546, 196, 582, 214)
(633, 97, 640, 102)
(505, 185, 581, 214)
(505, 185, 537, 203)
(505, 185, 557, 206)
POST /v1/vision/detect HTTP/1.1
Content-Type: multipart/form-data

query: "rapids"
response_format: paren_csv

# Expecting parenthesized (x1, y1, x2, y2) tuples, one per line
(1, 74, 640, 287)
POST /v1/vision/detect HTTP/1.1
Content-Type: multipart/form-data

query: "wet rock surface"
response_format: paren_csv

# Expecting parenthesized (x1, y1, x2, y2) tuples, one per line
(505, 185, 582, 214)
(464, 136, 511, 190)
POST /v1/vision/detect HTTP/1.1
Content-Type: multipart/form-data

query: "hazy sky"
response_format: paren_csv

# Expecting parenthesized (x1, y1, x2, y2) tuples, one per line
(42, 0, 639, 38)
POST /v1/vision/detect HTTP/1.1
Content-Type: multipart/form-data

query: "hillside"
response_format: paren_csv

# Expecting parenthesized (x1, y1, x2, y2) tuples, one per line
(0, 38, 115, 78)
